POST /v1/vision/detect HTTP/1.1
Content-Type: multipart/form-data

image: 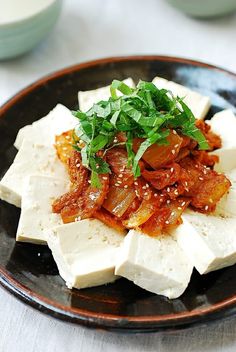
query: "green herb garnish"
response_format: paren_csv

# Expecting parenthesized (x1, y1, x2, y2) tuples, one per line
(72, 80, 209, 187)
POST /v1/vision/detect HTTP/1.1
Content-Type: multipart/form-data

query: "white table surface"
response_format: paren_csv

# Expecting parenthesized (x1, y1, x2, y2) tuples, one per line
(1, 0, 236, 351)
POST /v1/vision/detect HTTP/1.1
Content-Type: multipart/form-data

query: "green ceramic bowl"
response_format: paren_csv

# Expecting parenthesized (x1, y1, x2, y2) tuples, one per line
(0, 0, 62, 60)
(166, 0, 236, 18)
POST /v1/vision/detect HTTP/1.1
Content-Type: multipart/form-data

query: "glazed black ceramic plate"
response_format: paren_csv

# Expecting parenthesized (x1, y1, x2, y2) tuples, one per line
(1, 56, 236, 332)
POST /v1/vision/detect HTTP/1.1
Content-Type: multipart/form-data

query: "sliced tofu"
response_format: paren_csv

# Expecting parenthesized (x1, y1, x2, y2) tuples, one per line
(0, 140, 69, 207)
(14, 104, 77, 150)
(215, 168, 236, 217)
(47, 220, 124, 289)
(16, 175, 70, 244)
(175, 211, 236, 275)
(207, 110, 236, 149)
(215, 188, 236, 218)
(115, 230, 193, 299)
(211, 148, 236, 173)
(206, 110, 236, 173)
(78, 78, 135, 112)
(152, 76, 211, 119)
(227, 168, 236, 187)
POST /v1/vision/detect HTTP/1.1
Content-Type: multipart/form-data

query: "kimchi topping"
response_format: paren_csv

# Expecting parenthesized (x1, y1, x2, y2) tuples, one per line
(52, 80, 231, 236)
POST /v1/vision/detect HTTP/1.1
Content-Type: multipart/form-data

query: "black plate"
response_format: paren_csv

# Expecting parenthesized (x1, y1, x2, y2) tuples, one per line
(1, 56, 236, 332)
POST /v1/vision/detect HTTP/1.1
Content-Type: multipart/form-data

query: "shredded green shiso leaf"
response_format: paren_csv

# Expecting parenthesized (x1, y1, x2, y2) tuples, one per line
(72, 80, 209, 187)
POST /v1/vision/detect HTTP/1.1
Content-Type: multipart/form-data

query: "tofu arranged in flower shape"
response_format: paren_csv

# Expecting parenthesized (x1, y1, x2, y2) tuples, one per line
(115, 230, 193, 299)
(16, 175, 70, 244)
(0, 140, 69, 207)
(152, 76, 211, 120)
(47, 219, 124, 289)
(207, 110, 236, 149)
(215, 168, 236, 218)
(78, 78, 135, 112)
(14, 104, 77, 150)
(175, 211, 236, 275)
(207, 110, 236, 173)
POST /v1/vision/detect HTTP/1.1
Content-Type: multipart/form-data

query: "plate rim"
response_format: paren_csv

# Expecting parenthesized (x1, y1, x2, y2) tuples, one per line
(1, 55, 236, 332)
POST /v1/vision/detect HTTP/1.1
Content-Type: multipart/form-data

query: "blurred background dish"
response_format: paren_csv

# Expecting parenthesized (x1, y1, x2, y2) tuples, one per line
(166, 0, 236, 18)
(0, 0, 62, 60)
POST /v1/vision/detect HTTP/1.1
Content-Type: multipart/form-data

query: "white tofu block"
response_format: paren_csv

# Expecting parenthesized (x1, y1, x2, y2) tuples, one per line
(207, 110, 236, 149)
(176, 212, 236, 275)
(0, 140, 69, 208)
(115, 230, 193, 299)
(215, 188, 236, 218)
(47, 220, 124, 289)
(16, 175, 70, 244)
(211, 148, 236, 173)
(226, 168, 236, 187)
(215, 168, 236, 217)
(14, 104, 77, 150)
(152, 76, 211, 119)
(78, 78, 135, 112)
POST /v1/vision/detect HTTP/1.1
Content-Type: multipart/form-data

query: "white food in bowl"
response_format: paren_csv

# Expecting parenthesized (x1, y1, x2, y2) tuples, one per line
(0, 0, 62, 60)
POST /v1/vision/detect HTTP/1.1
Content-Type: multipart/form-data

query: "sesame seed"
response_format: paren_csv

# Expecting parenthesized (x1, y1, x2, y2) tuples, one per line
(119, 174, 123, 178)
(117, 180, 122, 184)
(88, 180, 91, 184)
(114, 138, 118, 143)
(76, 163, 80, 168)
(65, 135, 70, 140)
(96, 164, 100, 169)
(167, 200, 171, 204)
(170, 167, 174, 173)
(167, 187, 170, 192)
(178, 207, 182, 210)
(185, 182, 188, 186)
(203, 169, 207, 175)
(102, 176, 108, 180)
(135, 190, 139, 196)
(173, 130, 177, 135)
(195, 164, 199, 168)
(166, 174, 170, 178)
(154, 193, 158, 197)
(145, 183, 149, 188)
(174, 190, 178, 195)
(115, 183, 119, 187)
(209, 198, 213, 203)
(144, 192, 148, 196)
(205, 205, 209, 211)
(142, 186, 146, 190)
(181, 201, 186, 206)
(89, 194, 97, 201)
(124, 185, 128, 189)
(199, 177, 204, 181)
(171, 211, 175, 216)
(134, 181, 138, 186)
(62, 147, 67, 150)
(165, 220, 169, 224)
(174, 144, 179, 148)
(171, 149, 175, 155)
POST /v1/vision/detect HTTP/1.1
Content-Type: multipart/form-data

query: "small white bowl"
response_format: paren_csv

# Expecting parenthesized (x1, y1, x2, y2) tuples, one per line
(166, 0, 236, 18)
(0, 0, 62, 60)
